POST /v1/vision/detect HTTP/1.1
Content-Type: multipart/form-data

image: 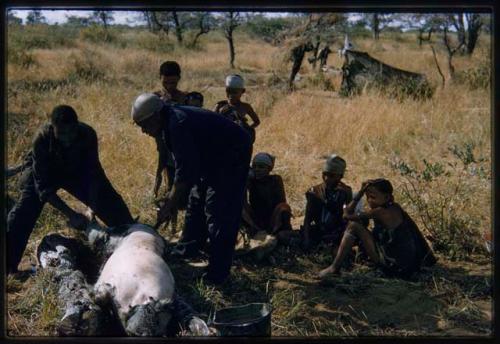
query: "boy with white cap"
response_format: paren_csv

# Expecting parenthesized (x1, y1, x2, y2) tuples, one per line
(242, 152, 293, 241)
(301, 154, 353, 251)
(214, 74, 260, 143)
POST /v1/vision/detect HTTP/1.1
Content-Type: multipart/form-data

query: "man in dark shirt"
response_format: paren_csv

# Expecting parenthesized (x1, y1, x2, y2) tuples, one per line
(7, 105, 134, 274)
(131, 93, 252, 285)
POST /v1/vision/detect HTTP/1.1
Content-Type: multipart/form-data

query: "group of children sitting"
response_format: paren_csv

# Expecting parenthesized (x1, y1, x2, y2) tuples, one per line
(157, 60, 437, 280)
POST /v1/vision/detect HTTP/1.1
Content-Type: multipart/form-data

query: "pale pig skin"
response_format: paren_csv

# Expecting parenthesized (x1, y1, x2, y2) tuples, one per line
(94, 224, 175, 319)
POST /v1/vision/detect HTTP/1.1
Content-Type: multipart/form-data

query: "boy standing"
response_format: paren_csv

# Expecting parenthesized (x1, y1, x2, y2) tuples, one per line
(214, 74, 260, 143)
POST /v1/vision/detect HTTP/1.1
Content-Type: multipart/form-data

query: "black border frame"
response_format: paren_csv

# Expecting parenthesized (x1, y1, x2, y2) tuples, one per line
(1, 1, 498, 343)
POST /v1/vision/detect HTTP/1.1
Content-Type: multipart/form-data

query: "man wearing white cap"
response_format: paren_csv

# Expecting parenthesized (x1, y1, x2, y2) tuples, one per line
(214, 74, 260, 144)
(301, 154, 353, 251)
(131, 93, 252, 285)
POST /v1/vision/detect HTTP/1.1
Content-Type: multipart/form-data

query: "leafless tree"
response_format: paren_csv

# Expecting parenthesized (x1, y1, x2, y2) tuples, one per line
(92, 11, 114, 30)
(223, 12, 241, 68)
(189, 12, 213, 47)
(443, 26, 465, 79)
(448, 13, 483, 55)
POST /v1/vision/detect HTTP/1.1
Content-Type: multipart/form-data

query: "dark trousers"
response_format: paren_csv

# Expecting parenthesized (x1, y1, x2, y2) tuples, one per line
(181, 180, 209, 250)
(179, 150, 250, 282)
(7, 168, 134, 272)
(166, 164, 175, 191)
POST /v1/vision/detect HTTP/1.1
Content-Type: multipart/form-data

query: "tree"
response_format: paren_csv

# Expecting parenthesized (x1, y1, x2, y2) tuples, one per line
(400, 14, 445, 47)
(7, 11, 22, 25)
(65, 15, 91, 27)
(26, 10, 46, 25)
(172, 11, 183, 44)
(442, 26, 465, 79)
(222, 12, 242, 68)
(92, 10, 114, 30)
(363, 13, 393, 40)
(464, 13, 483, 55)
(447, 13, 483, 55)
(189, 12, 214, 47)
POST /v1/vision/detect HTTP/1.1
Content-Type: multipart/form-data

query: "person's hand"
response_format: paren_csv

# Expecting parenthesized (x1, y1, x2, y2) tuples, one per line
(154, 196, 176, 229)
(360, 180, 373, 194)
(68, 212, 89, 231)
(153, 173, 162, 199)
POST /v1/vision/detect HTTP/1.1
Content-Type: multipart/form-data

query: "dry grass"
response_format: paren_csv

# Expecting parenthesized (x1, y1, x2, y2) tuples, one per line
(6, 26, 492, 337)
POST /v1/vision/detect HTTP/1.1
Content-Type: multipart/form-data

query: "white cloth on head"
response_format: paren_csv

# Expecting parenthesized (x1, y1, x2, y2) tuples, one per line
(252, 152, 275, 170)
(225, 74, 245, 88)
(323, 154, 346, 174)
(131, 93, 164, 123)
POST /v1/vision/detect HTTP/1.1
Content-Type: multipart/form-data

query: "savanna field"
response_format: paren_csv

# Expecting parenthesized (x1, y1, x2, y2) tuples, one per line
(6, 22, 492, 336)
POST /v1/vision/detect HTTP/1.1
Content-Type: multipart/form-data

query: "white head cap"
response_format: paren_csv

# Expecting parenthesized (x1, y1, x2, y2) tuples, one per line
(131, 93, 164, 123)
(323, 154, 347, 174)
(252, 152, 275, 170)
(225, 74, 245, 89)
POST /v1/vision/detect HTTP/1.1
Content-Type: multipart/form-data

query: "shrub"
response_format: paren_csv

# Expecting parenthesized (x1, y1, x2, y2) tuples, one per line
(8, 49, 37, 68)
(454, 63, 491, 90)
(389, 142, 490, 260)
(66, 50, 107, 82)
(306, 72, 336, 91)
(8, 24, 77, 50)
(79, 25, 116, 44)
(243, 16, 294, 43)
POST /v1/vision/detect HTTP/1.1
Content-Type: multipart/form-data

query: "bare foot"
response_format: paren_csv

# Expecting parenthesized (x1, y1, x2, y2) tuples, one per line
(318, 266, 341, 279)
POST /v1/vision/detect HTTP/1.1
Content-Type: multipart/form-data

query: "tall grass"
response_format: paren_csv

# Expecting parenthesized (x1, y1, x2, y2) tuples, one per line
(6, 24, 491, 336)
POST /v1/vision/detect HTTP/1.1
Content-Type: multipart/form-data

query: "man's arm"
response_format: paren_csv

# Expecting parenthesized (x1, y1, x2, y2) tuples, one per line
(276, 175, 287, 204)
(31, 129, 57, 203)
(31, 128, 87, 230)
(85, 127, 103, 211)
(154, 136, 169, 198)
(155, 115, 200, 227)
(47, 194, 88, 230)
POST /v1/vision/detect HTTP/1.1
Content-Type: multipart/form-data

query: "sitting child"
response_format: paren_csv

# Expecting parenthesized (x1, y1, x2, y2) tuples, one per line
(214, 74, 261, 143)
(185, 91, 204, 108)
(242, 152, 293, 243)
(318, 178, 437, 279)
(302, 154, 353, 251)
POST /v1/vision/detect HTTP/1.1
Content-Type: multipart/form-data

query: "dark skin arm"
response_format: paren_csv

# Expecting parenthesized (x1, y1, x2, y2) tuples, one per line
(343, 181, 371, 221)
(47, 194, 88, 230)
(302, 191, 318, 250)
(244, 103, 261, 129)
(155, 180, 190, 229)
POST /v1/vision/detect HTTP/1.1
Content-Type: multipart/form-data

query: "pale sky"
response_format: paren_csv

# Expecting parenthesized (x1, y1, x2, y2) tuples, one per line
(9, 9, 294, 25)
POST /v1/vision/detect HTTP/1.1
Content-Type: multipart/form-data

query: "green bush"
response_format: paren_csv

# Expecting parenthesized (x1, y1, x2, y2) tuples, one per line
(8, 24, 77, 50)
(79, 25, 116, 44)
(306, 72, 335, 91)
(67, 50, 106, 83)
(390, 142, 490, 260)
(242, 16, 294, 43)
(8, 49, 37, 68)
(454, 63, 491, 90)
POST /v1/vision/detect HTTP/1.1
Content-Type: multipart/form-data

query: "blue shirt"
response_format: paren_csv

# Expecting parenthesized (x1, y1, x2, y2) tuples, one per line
(161, 105, 252, 186)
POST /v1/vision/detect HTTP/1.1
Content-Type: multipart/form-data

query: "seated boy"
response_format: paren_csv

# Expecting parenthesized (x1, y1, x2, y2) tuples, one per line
(302, 154, 353, 251)
(242, 152, 293, 243)
(213, 74, 261, 143)
(185, 92, 204, 108)
(318, 178, 437, 279)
